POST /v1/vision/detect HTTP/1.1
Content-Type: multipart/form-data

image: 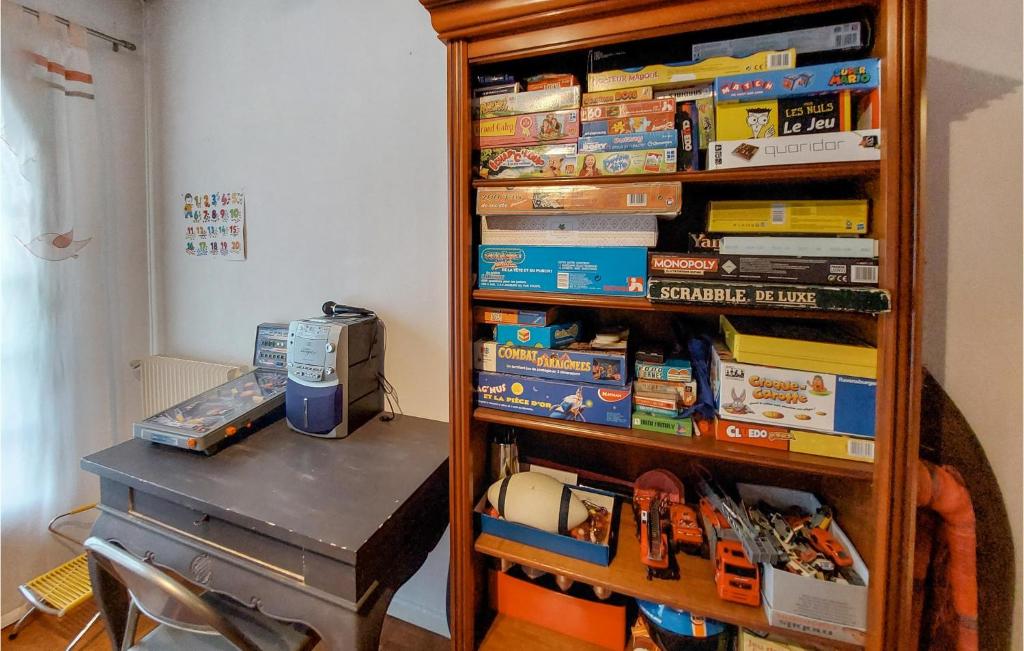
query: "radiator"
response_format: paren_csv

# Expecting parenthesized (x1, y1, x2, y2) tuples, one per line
(135, 355, 245, 417)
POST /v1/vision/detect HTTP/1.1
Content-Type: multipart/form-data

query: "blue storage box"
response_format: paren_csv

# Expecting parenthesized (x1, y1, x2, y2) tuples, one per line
(493, 322, 581, 349)
(577, 130, 679, 153)
(475, 484, 619, 566)
(478, 246, 648, 296)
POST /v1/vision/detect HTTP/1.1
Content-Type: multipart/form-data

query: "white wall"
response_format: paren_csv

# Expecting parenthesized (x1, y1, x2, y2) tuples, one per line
(0, 0, 147, 622)
(144, 0, 449, 423)
(924, 0, 1023, 647)
(143, 0, 450, 635)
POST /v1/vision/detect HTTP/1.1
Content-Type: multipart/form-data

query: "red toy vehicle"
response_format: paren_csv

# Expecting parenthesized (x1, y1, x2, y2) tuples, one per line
(669, 503, 702, 553)
(714, 539, 760, 606)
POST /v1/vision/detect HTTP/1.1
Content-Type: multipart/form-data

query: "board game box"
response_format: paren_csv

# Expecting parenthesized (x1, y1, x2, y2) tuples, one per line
(714, 58, 879, 102)
(473, 109, 580, 148)
(475, 340, 629, 386)
(634, 378, 697, 404)
(647, 251, 879, 287)
(479, 245, 648, 296)
(632, 412, 693, 437)
(473, 86, 581, 119)
(525, 73, 578, 90)
(582, 87, 654, 106)
(635, 358, 692, 382)
(721, 315, 877, 379)
(580, 113, 676, 136)
(478, 142, 578, 179)
(475, 182, 682, 216)
(712, 340, 876, 437)
(474, 371, 633, 428)
(474, 306, 558, 326)
(790, 429, 875, 462)
(678, 100, 698, 171)
(707, 199, 869, 234)
(647, 278, 891, 314)
(719, 236, 878, 258)
(713, 417, 793, 450)
(587, 50, 796, 92)
(481, 214, 659, 247)
(577, 148, 677, 176)
(493, 322, 581, 349)
(578, 130, 678, 153)
(693, 21, 869, 61)
(715, 91, 853, 141)
(708, 129, 881, 169)
(474, 82, 521, 98)
(580, 98, 676, 122)
(688, 232, 721, 252)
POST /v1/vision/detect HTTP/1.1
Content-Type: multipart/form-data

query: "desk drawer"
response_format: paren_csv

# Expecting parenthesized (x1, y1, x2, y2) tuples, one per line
(131, 490, 308, 577)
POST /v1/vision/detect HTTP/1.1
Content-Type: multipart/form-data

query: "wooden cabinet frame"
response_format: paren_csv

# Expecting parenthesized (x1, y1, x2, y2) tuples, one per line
(418, 2, 925, 648)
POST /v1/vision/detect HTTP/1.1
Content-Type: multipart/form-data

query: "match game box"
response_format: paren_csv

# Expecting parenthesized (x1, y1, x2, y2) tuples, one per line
(587, 50, 796, 92)
(712, 340, 876, 437)
(474, 340, 629, 386)
(479, 245, 648, 296)
(476, 183, 682, 216)
(577, 148, 677, 176)
(707, 129, 881, 170)
(478, 143, 578, 179)
(474, 371, 633, 429)
(473, 86, 581, 119)
(714, 58, 879, 102)
(473, 110, 580, 149)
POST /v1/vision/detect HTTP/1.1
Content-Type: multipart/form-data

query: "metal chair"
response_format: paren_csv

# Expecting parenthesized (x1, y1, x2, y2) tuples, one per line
(7, 504, 103, 650)
(83, 537, 318, 651)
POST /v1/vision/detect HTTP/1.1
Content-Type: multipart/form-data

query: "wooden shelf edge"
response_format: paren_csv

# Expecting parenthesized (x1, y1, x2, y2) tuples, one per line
(472, 290, 879, 324)
(472, 161, 880, 188)
(480, 614, 608, 651)
(473, 408, 874, 480)
(475, 507, 864, 650)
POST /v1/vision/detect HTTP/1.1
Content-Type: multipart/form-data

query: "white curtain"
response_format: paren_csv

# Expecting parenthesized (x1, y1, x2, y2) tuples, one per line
(1, 2, 124, 614)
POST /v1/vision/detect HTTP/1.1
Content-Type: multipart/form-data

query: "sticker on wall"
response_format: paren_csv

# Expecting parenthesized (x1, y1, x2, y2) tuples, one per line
(183, 191, 245, 260)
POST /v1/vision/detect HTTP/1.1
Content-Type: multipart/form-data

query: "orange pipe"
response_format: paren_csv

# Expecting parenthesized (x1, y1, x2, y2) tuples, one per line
(916, 460, 979, 651)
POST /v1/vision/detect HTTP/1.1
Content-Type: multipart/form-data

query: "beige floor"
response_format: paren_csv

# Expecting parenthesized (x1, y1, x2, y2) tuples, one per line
(1, 597, 450, 650)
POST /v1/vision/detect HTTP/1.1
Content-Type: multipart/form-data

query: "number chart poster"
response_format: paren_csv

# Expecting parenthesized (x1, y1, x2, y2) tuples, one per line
(183, 191, 246, 260)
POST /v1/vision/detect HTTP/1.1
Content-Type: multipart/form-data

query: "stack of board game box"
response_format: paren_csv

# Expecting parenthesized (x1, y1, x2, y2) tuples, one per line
(472, 308, 633, 429)
(646, 198, 890, 314)
(710, 315, 876, 463)
(476, 182, 682, 296)
(708, 58, 880, 169)
(474, 73, 583, 179)
(631, 350, 696, 436)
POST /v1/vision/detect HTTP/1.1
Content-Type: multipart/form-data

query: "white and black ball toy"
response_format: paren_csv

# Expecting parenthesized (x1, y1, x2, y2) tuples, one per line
(486, 472, 588, 534)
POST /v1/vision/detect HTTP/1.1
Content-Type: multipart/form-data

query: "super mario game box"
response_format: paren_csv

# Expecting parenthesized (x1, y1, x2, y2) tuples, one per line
(474, 371, 633, 428)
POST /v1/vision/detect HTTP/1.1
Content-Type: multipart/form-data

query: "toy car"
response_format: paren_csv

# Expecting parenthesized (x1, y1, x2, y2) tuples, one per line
(714, 539, 760, 606)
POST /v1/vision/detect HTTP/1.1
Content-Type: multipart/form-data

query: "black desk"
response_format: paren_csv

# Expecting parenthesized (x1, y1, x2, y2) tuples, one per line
(81, 415, 449, 650)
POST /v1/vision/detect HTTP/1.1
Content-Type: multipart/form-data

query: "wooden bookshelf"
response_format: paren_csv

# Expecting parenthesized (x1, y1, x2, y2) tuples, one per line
(473, 160, 880, 188)
(474, 408, 875, 481)
(419, 1, 925, 649)
(476, 507, 864, 650)
(479, 615, 608, 651)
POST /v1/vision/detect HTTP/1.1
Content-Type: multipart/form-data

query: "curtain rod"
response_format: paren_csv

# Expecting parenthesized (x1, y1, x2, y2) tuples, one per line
(19, 3, 137, 52)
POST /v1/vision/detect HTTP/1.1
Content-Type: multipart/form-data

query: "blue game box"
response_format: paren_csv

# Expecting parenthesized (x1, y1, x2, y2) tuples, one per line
(478, 246, 648, 296)
(714, 58, 879, 102)
(577, 130, 679, 153)
(474, 371, 633, 428)
(475, 340, 629, 386)
(493, 322, 581, 349)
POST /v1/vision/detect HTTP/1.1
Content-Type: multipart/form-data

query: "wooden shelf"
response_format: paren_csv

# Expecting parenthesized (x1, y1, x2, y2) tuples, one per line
(480, 614, 609, 651)
(472, 161, 880, 188)
(472, 290, 879, 324)
(476, 507, 862, 650)
(474, 408, 874, 481)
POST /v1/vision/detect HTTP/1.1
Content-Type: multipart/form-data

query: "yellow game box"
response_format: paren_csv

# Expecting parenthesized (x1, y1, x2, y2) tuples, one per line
(715, 91, 853, 141)
(587, 49, 796, 92)
(721, 315, 877, 379)
(790, 430, 875, 463)
(708, 199, 869, 234)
